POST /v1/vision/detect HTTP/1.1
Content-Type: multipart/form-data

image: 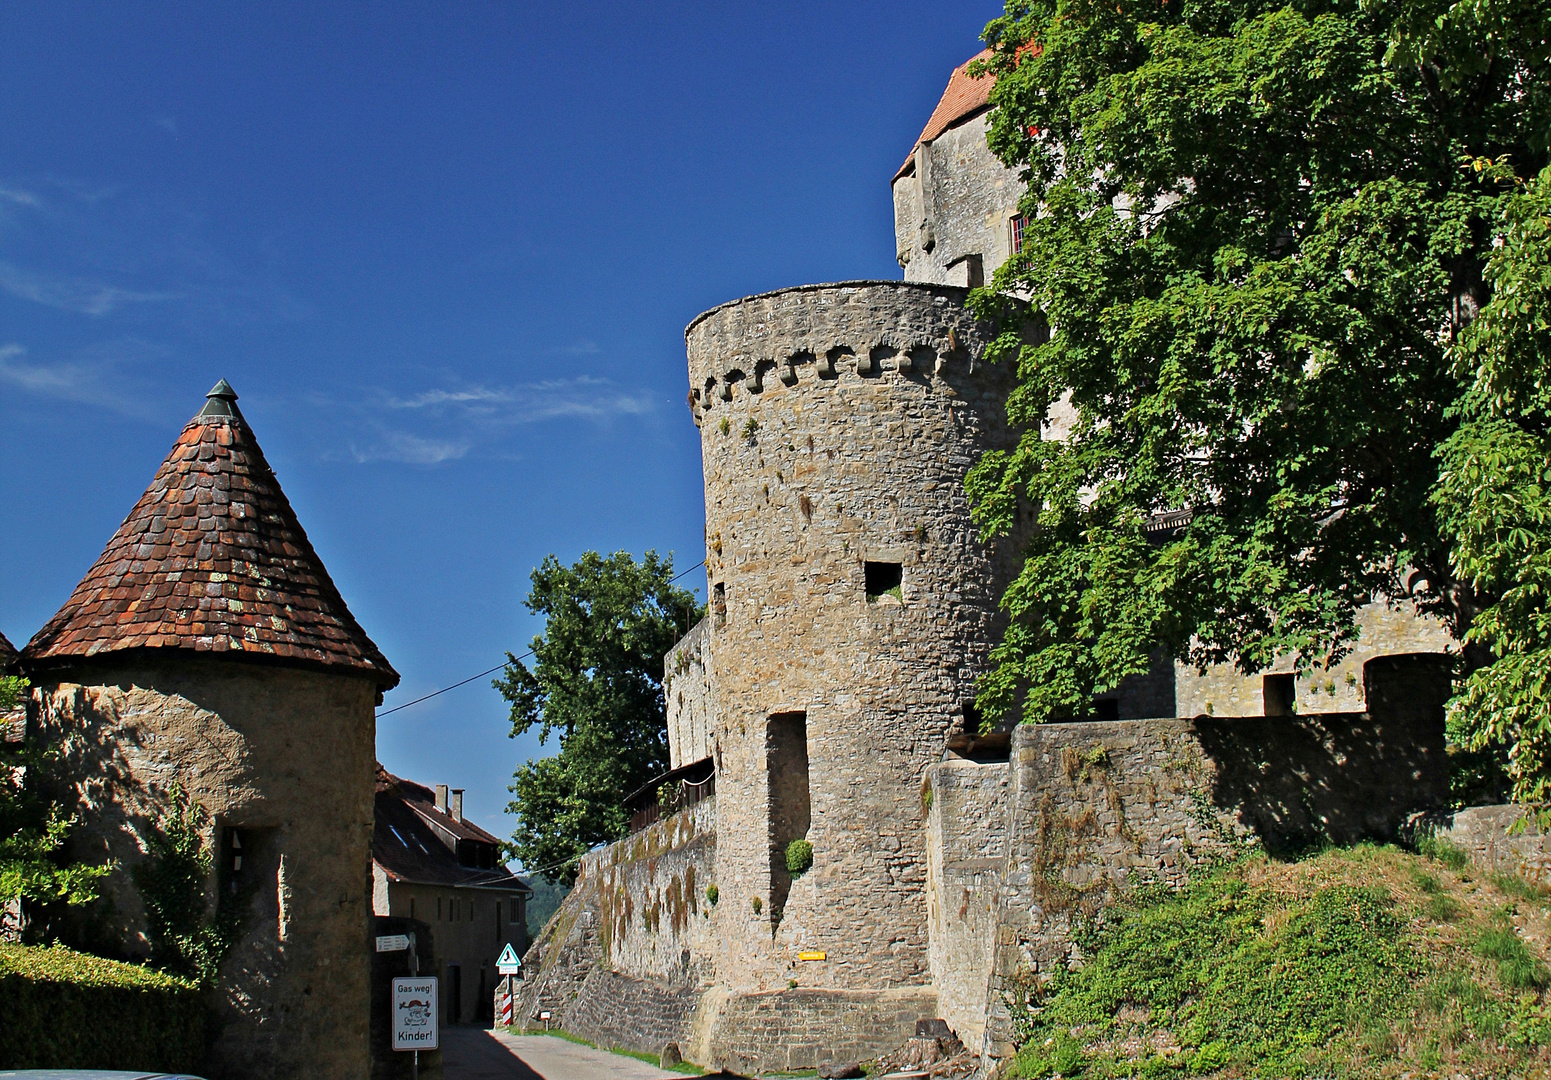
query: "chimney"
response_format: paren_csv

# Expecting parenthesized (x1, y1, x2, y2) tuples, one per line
(435, 784, 448, 813)
(450, 789, 464, 823)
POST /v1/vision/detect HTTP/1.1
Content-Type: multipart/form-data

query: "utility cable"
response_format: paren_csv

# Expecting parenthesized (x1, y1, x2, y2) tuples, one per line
(375, 558, 707, 719)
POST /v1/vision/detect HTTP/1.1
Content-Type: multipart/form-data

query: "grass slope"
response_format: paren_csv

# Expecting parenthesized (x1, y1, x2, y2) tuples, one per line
(1011, 843, 1551, 1078)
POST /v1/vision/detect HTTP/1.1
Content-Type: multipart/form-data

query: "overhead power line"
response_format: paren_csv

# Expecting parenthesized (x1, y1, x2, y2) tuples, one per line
(375, 558, 707, 719)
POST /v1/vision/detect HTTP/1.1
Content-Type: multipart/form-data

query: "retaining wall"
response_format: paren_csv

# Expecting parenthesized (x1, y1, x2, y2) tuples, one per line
(982, 654, 1451, 1058)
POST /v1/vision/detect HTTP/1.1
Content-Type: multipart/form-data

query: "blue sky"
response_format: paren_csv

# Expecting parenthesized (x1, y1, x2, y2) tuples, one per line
(0, 1, 1004, 854)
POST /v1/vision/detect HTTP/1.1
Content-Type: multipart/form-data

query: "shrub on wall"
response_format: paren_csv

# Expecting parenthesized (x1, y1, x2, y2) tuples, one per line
(785, 839, 813, 875)
(0, 943, 207, 1070)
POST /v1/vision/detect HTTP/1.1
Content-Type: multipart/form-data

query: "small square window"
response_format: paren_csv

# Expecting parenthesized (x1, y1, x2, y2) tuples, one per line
(1263, 674, 1296, 716)
(865, 562, 903, 603)
(1093, 698, 1119, 723)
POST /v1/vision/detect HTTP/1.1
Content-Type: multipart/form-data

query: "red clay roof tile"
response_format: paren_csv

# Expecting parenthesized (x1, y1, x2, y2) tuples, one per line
(23, 382, 399, 687)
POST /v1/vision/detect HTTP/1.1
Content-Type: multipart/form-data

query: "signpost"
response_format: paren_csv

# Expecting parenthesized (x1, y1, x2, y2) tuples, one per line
(496, 943, 521, 1029)
(380, 931, 433, 1079)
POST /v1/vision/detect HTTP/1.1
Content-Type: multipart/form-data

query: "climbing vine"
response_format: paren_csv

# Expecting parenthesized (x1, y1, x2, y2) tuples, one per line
(133, 786, 248, 986)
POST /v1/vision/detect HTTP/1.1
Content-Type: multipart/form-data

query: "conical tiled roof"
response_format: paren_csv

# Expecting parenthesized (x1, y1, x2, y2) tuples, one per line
(23, 382, 399, 687)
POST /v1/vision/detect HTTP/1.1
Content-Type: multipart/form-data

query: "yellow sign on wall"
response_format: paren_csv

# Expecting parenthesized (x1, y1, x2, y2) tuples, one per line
(798, 950, 826, 961)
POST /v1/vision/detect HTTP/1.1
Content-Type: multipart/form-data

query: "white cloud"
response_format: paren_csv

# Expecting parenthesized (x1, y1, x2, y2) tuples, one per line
(382, 377, 654, 425)
(0, 342, 160, 419)
(0, 261, 179, 316)
(350, 430, 471, 466)
(0, 187, 40, 208)
(335, 376, 655, 467)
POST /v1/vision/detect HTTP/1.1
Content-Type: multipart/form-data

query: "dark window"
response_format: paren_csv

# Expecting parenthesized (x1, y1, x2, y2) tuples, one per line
(962, 699, 982, 735)
(510, 898, 519, 922)
(1093, 698, 1119, 723)
(713, 582, 727, 627)
(865, 562, 903, 603)
(1264, 673, 1297, 716)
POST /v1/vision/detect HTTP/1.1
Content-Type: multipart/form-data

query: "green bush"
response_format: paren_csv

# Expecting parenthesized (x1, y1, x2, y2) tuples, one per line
(785, 839, 814, 875)
(0, 944, 207, 1070)
(1011, 862, 1421, 1077)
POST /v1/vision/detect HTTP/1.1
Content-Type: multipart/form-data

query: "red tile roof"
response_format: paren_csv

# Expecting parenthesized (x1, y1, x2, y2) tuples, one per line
(374, 764, 526, 890)
(895, 49, 995, 181)
(22, 382, 399, 687)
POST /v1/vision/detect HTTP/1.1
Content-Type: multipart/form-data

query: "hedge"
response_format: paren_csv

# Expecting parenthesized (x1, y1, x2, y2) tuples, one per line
(0, 943, 208, 1071)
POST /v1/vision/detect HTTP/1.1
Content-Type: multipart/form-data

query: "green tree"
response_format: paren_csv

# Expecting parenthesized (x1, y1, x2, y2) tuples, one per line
(496, 551, 701, 884)
(1434, 160, 1551, 809)
(966, 0, 1550, 724)
(0, 675, 111, 915)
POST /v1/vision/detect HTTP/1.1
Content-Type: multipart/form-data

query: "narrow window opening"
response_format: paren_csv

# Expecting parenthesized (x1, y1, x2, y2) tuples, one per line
(865, 561, 903, 603)
(767, 711, 811, 930)
(962, 699, 982, 735)
(713, 582, 727, 627)
(409, 897, 415, 920)
(1263, 673, 1297, 717)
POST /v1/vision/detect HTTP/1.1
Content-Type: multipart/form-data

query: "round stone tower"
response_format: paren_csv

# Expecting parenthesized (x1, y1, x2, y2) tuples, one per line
(686, 281, 1022, 995)
(21, 381, 398, 1080)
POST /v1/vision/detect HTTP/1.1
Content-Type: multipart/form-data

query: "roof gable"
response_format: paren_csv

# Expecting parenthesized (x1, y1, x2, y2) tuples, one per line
(22, 382, 398, 687)
(373, 764, 525, 890)
(895, 49, 995, 181)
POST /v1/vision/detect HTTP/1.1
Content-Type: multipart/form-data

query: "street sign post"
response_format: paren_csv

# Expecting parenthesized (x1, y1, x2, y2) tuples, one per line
(376, 934, 410, 953)
(496, 942, 521, 975)
(392, 976, 439, 1052)
(393, 972, 437, 1080)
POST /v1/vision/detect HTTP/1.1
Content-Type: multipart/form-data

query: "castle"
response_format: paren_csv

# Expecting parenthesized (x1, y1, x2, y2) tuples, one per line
(512, 51, 1457, 1072)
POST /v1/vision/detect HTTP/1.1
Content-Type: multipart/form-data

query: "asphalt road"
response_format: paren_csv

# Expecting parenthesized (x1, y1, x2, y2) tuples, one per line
(440, 1026, 687, 1080)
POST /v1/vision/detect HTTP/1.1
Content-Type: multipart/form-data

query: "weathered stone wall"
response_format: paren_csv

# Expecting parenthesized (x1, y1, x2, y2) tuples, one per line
(31, 657, 378, 1080)
(566, 969, 702, 1059)
(685, 281, 1024, 995)
(1175, 598, 1454, 717)
(1438, 805, 1551, 888)
(893, 111, 1024, 285)
(511, 799, 716, 1054)
(699, 986, 942, 1075)
(665, 617, 713, 770)
(923, 759, 1007, 1049)
(981, 654, 1451, 1058)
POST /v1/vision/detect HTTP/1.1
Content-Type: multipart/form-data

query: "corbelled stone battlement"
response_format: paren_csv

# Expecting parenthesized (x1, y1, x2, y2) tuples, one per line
(685, 281, 990, 420)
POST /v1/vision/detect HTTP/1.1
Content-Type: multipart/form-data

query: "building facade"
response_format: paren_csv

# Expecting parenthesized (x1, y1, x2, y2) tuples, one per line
(372, 766, 529, 1025)
(19, 381, 398, 1080)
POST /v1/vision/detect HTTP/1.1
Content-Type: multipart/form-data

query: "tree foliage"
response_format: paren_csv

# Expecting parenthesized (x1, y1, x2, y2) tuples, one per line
(0, 676, 111, 914)
(967, 0, 1551, 725)
(496, 551, 701, 884)
(132, 785, 245, 985)
(1434, 160, 1551, 808)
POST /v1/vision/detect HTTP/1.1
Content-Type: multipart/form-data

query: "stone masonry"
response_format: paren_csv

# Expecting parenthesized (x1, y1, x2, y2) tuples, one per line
(513, 54, 1475, 1075)
(686, 281, 1025, 1000)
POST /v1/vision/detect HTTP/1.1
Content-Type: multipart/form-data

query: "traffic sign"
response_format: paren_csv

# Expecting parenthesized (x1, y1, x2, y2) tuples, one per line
(496, 942, 521, 974)
(392, 976, 439, 1051)
(376, 934, 410, 953)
